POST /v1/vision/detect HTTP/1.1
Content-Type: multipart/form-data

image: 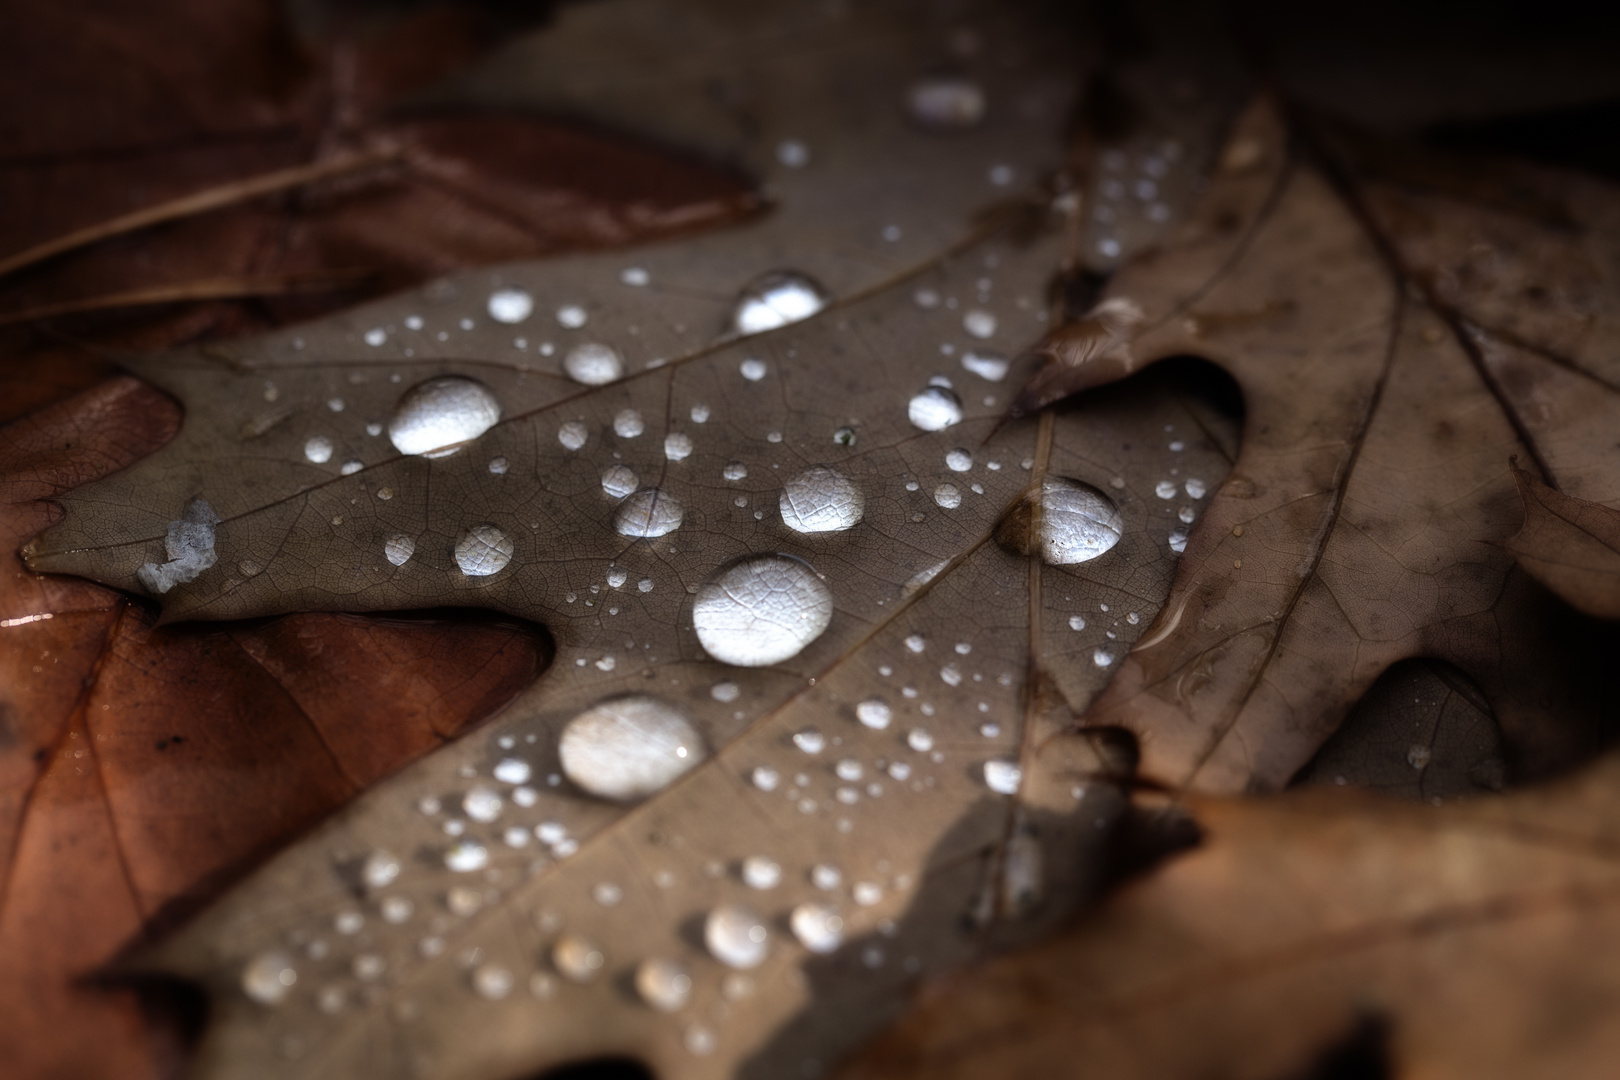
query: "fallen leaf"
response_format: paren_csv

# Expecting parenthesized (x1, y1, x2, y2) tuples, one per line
(18, 1, 1253, 1075)
(0, 381, 549, 1078)
(839, 746, 1620, 1080)
(1076, 96, 1620, 792)
(1503, 462, 1620, 619)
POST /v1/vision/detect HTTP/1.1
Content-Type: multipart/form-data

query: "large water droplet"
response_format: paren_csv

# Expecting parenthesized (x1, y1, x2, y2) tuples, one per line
(779, 467, 865, 533)
(564, 342, 623, 386)
(704, 903, 770, 969)
(553, 934, 605, 982)
(388, 377, 502, 458)
(636, 958, 693, 1012)
(488, 288, 533, 324)
(790, 902, 845, 953)
(908, 386, 964, 431)
(997, 478, 1122, 565)
(732, 271, 829, 335)
(242, 950, 297, 1005)
(615, 488, 684, 539)
(906, 76, 987, 129)
(454, 524, 515, 576)
(692, 555, 834, 666)
(559, 696, 706, 801)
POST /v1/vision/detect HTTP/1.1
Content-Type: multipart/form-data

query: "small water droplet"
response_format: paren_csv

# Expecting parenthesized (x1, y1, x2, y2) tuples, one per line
(852, 881, 884, 906)
(691, 403, 711, 423)
(776, 140, 810, 168)
(559, 696, 706, 801)
(1155, 480, 1177, 500)
(934, 484, 962, 509)
(454, 525, 514, 577)
(906, 76, 986, 129)
(462, 786, 502, 822)
(752, 766, 781, 792)
(488, 288, 533, 323)
(242, 951, 298, 1005)
(705, 904, 770, 969)
(556, 304, 587, 329)
(1068, 614, 1087, 631)
(361, 850, 401, 890)
(794, 729, 827, 754)
(733, 272, 828, 335)
(613, 409, 645, 438)
(712, 681, 740, 703)
(741, 856, 782, 890)
(340, 459, 362, 476)
(962, 310, 997, 339)
(558, 421, 588, 451)
(664, 433, 694, 461)
(722, 462, 749, 482)
(388, 377, 502, 458)
(989, 163, 1015, 186)
(811, 863, 843, 890)
(304, 436, 333, 464)
(444, 839, 489, 872)
(685, 1026, 718, 1056)
(1169, 527, 1189, 554)
(493, 758, 531, 785)
(636, 957, 692, 1011)
(945, 449, 973, 472)
(620, 266, 650, 287)
(907, 728, 934, 752)
(364, 328, 386, 347)
(593, 882, 624, 906)
(779, 467, 865, 533)
(560, 342, 623, 386)
(693, 555, 833, 667)
(790, 902, 844, 953)
(601, 465, 639, 499)
(615, 488, 683, 538)
(1408, 744, 1432, 769)
(385, 534, 415, 567)
(1093, 646, 1116, 667)
(855, 699, 892, 730)
(961, 351, 1009, 381)
(487, 456, 509, 475)
(1185, 477, 1207, 499)
(471, 963, 514, 999)
(908, 386, 964, 431)
(836, 759, 864, 782)
(380, 896, 414, 923)
(552, 934, 605, 982)
(984, 760, 1022, 794)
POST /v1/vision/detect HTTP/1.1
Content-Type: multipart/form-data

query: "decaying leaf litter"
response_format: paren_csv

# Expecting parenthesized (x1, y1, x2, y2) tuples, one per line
(15, 0, 1620, 1077)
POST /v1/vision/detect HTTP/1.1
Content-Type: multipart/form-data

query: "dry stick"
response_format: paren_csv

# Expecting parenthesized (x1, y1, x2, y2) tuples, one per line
(0, 271, 375, 326)
(0, 146, 403, 280)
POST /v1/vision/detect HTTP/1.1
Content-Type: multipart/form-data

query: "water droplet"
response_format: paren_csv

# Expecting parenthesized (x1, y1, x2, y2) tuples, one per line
(794, 729, 826, 754)
(1185, 477, 1207, 499)
(380, 896, 414, 923)
(811, 863, 842, 890)
(934, 484, 962, 509)
(558, 421, 588, 451)
(855, 699, 892, 730)
(989, 163, 1015, 186)
(905, 76, 986, 129)
(908, 386, 964, 431)
(488, 288, 533, 324)
(705, 903, 770, 969)
(742, 856, 782, 889)
(361, 850, 401, 890)
(752, 766, 780, 791)
(385, 535, 415, 567)
(664, 433, 694, 461)
(552, 934, 604, 982)
(963, 310, 997, 339)
(559, 696, 706, 801)
(712, 681, 740, 703)
(1408, 744, 1432, 770)
(984, 760, 1022, 794)
(961, 351, 1008, 381)
(1155, 480, 1177, 499)
(363, 327, 387, 347)
(779, 467, 865, 533)
(636, 958, 692, 1011)
(454, 525, 514, 577)
(620, 266, 650, 287)
(493, 758, 531, 785)
(304, 436, 333, 464)
(1169, 527, 1188, 554)
(388, 377, 502, 457)
(776, 140, 810, 168)
(1093, 646, 1116, 667)
(733, 272, 828, 335)
(722, 462, 749, 482)
(791, 902, 844, 953)
(612, 410, 645, 439)
(907, 729, 934, 752)
(999, 478, 1122, 565)
(242, 951, 297, 1004)
(559, 341, 623, 386)
(334, 909, 364, 934)
(444, 839, 488, 872)
(593, 882, 624, 906)
(487, 456, 509, 476)
(1068, 614, 1087, 632)
(472, 963, 514, 999)
(836, 759, 864, 782)
(692, 555, 834, 667)
(615, 489, 684, 537)
(852, 881, 884, 906)
(556, 304, 587, 329)
(353, 954, 385, 981)
(685, 1026, 718, 1056)
(945, 449, 973, 472)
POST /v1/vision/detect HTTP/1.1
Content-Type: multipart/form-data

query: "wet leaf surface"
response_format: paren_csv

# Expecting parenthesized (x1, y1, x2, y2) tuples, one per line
(1504, 463, 1620, 620)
